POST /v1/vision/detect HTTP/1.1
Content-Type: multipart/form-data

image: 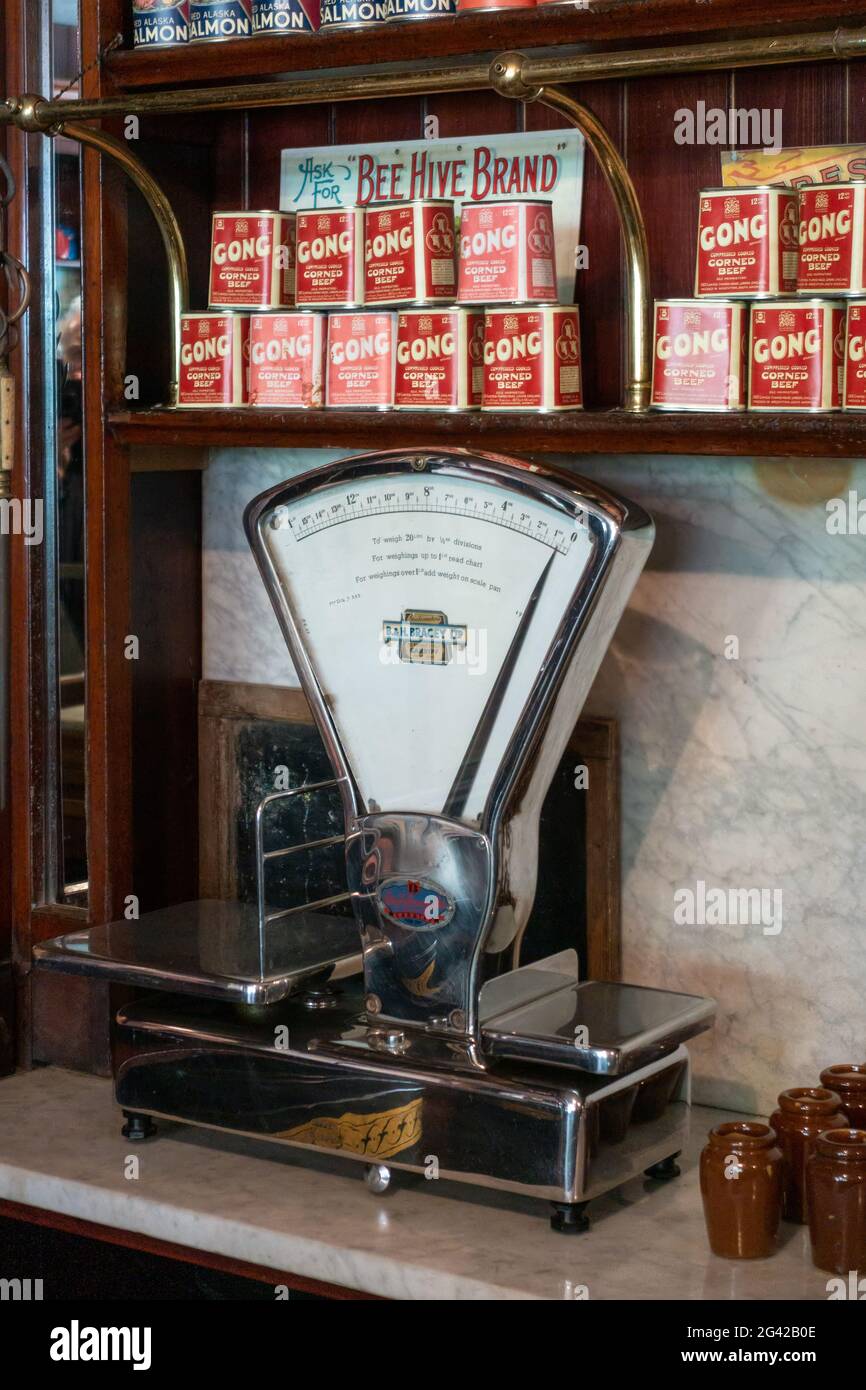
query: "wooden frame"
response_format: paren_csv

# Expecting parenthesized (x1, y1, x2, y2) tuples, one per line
(198, 680, 621, 981)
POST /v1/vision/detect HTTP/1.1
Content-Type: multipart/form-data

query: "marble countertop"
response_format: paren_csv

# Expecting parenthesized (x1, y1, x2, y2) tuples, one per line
(0, 1067, 833, 1301)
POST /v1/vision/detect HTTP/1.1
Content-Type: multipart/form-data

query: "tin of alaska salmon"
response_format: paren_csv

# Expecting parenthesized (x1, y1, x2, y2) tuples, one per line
(843, 302, 866, 409)
(364, 201, 456, 306)
(251, 0, 320, 32)
(695, 186, 799, 298)
(749, 299, 845, 411)
(387, 0, 456, 16)
(249, 312, 326, 408)
(326, 311, 396, 409)
(178, 312, 249, 407)
(320, 0, 387, 26)
(209, 210, 295, 311)
(189, 0, 252, 42)
(458, 199, 557, 305)
(132, 1, 190, 48)
(458, 0, 535, 10)
(797, 182, 866, 296)
(481, 306, 582, 412)
(394, 308, 483, 410)
(651, 299, 746, 411)
(295, 207, 365, 307)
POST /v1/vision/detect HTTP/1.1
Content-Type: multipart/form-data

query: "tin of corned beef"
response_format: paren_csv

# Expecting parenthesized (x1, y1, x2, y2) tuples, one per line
(251, 0, 320, 32)
(387, 0, 456, 16)
(320, 0, 387, 26)
(178, 312, 249, 408)
(394, 308, 483, 411)
(326, 312, 396, 409)
(481, 307, 582, 412)
(797, 182, 866, 296)
(295, 207, 365, 307)
(133, 1, 190, 48)
(458, 200, 557, 306)
(695, 186, 799, 298)
(749, 299, 845, 412)
(844, 302, 866, 409)
(651, 299, 746, 412)
(209, 211, 295, 311)
(249, 312, 326, 408)
(189, 0, 252, 41)
(364, 201, 456, 306)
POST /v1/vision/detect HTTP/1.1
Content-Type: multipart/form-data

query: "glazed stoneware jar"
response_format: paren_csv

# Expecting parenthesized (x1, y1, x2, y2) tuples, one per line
(806, 1129, 866, 1276)
(820, 1066, 866, 1130)
(700, 1121, 783, 1259)
(770, 1088, 848, 1224)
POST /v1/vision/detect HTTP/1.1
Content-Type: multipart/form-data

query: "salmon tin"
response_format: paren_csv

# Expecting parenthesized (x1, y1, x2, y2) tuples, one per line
(251, 0, 320, 32)
(387, 0, 455, 16)
(364, 201, 456, 306)
(749, 299, 845, 412)
(695, 186, 799, 298)
(651, 299, 746, 412)
(295, 207, 365, 308)
(320, 0, 387, 26)
(178, 312, 249, 407)
(797, 182, 866, 296)
(249, 312, 326, 408)
(209, 210, 295, 311)
(481, 306, 582, 412)
(326, 311, 396, 409)
(189, 0, 252, 42)
(132, 1, 190, 48)
(844, 302, 866, 409)
(458, 200, 557, 305)
(394, 308, 484, 410)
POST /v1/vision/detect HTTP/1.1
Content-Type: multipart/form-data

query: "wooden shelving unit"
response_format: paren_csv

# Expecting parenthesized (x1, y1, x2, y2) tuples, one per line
(107, 0, 866, 89)
(109, 407, 866, 460)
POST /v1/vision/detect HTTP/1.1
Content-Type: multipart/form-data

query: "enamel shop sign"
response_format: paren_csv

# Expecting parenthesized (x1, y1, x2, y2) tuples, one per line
(280, 130, 584, 305)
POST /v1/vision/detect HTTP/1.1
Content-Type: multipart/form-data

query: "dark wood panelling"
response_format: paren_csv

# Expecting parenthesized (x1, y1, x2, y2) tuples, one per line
(732, 62, 847, 151)
(247, 104, 331, 209)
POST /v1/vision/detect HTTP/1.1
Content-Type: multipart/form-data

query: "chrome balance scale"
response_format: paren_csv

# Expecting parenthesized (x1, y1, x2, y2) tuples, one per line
(36, 448, 714, 1231)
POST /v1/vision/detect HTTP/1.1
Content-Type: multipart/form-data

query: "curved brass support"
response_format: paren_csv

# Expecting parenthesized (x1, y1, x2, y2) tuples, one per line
(491, 57, 651, 413)
(58, 121, 190, 406)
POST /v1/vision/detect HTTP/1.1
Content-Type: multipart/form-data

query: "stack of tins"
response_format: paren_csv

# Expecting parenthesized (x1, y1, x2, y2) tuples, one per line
(179, 200, 583, 412)
(652, 181, 866, 412)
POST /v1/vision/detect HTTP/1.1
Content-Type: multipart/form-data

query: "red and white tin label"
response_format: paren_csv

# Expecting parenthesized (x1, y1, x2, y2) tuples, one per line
(364, 201, 455, 306)
(178, 312, 249, 407)
(695, 187, 799, 297)
(326, 312, 395, 408)
(482, 307, 582, 411)
(295, 208, 364, 307)
(209, 211, 296, 310)
(248, 312, 325, 408)
(844, 302, 866, 409)
(797, 184, 865, 295)
(394, 308, 483, 410)
(651, 300, 745, 411)
(458, 201, 557, 305)
(749, 301, 845, 411)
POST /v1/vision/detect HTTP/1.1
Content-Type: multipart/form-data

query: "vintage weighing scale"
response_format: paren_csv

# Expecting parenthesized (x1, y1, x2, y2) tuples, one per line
(36, 448, 715, 1231)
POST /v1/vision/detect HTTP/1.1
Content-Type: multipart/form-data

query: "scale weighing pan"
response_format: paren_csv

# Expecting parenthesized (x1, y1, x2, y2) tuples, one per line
(33, 900, 361, 1007)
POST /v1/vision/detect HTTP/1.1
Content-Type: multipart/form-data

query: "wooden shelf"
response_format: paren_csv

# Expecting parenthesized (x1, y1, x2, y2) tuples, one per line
(107, 0, 866, 91)
(108, 407, 866, 459)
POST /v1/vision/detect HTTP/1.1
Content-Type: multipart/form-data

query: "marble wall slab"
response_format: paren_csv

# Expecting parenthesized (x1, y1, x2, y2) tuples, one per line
(203, 447, 866, 1115)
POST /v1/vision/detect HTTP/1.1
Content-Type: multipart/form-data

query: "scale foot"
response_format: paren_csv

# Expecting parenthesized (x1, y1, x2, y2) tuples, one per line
(121, 1111, 157, 1141)
(364, 1163, 392, 1195)
(550, 1201, 590, 1234)
(644, 1152, 681, 1181)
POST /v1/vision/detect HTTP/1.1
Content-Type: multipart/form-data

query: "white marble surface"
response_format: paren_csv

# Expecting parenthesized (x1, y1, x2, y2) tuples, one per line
(0, 1068, 836, 1301)
(203, 449, 866, 1116)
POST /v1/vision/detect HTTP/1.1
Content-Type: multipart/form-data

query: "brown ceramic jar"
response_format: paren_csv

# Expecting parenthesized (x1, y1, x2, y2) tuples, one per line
(770, 1088, 848, 1224)
(700, 1121, 783, 1259)
(820, 1065, 866, 1130)
(806, 1128, 866, 1276)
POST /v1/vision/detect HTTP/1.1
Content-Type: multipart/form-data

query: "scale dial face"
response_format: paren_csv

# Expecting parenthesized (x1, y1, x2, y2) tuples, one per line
(253, 455, 603, 827)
